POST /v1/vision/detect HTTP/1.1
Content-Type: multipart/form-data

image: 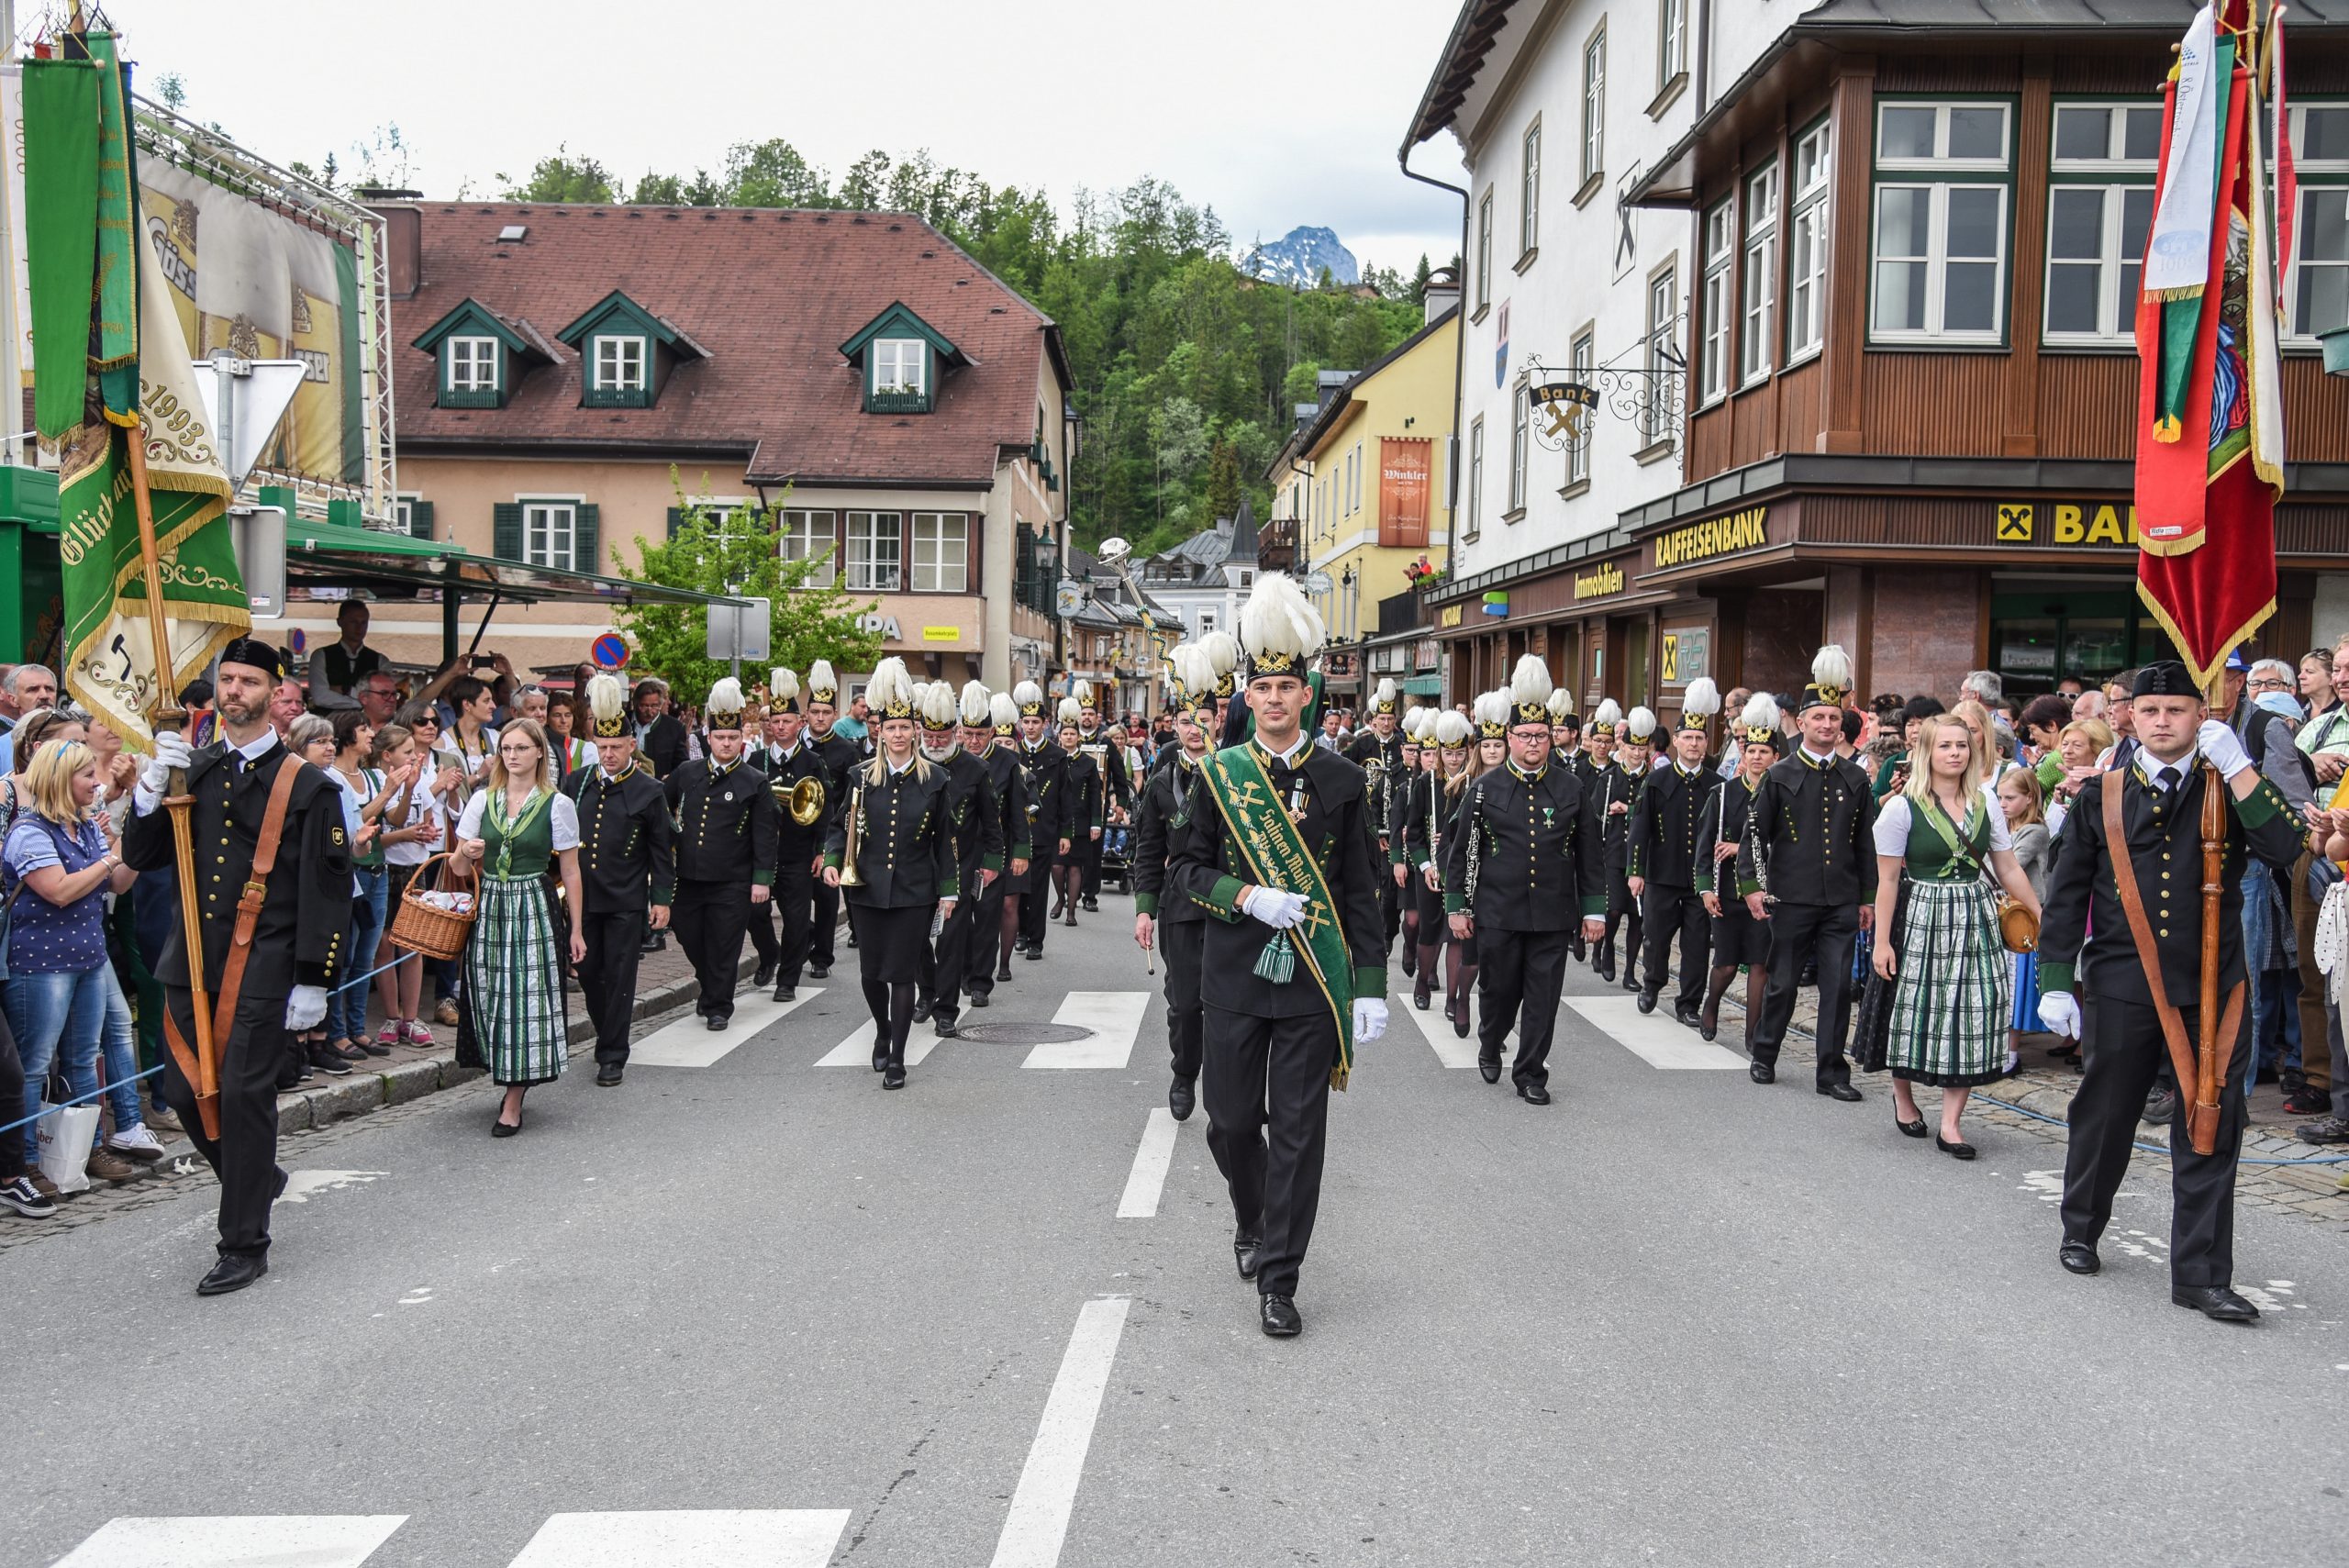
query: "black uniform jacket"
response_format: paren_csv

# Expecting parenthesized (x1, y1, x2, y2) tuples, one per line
(1132, 752, 1208, 925)
(975, 742, 1034, 866)
(1400, 769, 1457, 878)
(1344, 728, 1406, 845)
(1629, 761, 1723, 886)
(1166, 740, 1386, 1018)
(1442, 762, 1604, 928)
(1075, 726, 1134, 815)
(122, 739, 351, 995)
(1062, 748, 1104, 839)
(568, 760, 676, 913)
(664, 754, 780, 886)
(753, 739, 830, 869)
(1582, 758, 1643, 877)
(823, 758, 961, 907)
(637, 712, 689, 779)
(1734, 749, 1877, 907)
(940, 748, 1008, 883)
(2039, 762, 2305, 1006)
(807, 728, 863, 806)
(1019, 738, 1072, 851)
(1693, 773, 1765, 895)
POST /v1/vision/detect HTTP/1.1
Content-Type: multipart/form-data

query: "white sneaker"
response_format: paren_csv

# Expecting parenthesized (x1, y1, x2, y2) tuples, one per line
(106, 1124, 168, 1162)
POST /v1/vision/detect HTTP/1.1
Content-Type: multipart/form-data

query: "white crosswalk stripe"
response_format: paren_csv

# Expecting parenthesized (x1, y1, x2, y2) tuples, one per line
(507, 1509, 850, 1567)
(630, 988, 823, 1067)
(988, 1297, 1132, 1568)
(1116, 1107, 1183, 1218)
(1565, 995, 1746, 1068)
(50, 1516, 407, 1567)
(815, 1021, 942, 1067)
(1023, 991, 1150, 1069)
(1392, 990, 1481, 1068)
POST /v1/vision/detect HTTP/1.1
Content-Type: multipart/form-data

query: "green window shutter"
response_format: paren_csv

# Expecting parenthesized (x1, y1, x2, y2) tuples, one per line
(409, 500, 435, 539)
(493, 502, 523, 561)
(666, 506, 685, 540)
(574, 503, 601, 574)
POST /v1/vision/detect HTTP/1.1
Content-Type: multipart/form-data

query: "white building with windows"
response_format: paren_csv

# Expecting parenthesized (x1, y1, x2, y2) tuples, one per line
(1135, 499, 1261, 647)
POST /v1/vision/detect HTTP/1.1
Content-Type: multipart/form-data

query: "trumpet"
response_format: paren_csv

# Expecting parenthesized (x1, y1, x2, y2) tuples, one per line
(839, 781, 868, 887)
(780, 773, 827, 827)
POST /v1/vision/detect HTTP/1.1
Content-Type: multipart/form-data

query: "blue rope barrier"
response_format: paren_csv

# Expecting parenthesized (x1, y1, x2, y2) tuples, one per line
(0, 1063, 164, 1140)
(1977, 1093, 2349, 1167)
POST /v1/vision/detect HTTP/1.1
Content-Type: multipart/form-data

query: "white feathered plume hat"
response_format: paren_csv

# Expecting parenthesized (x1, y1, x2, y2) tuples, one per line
(806, 659, 840, 706)
(1586, 697, 1623, 739)
(1507, 653, 1554, 729)
(1013, 680, 1047, 718)
(1803, 645, 1853, 713)
(1197, 629, 1241, 698)
(1056, 695, 1082, 727)
(1238, 573, 1325, 681)
(1173, 645, 1211, 715)
(990, 691, 1020, 735)
(1434, 708, 1475, 749)
(1625, 705, 1659, 744)
(917, 679, 959, 731)
(586, 672, 629, 739)
(705, 676, 747, 731)
(1371, 676, 1398, 716)
(768, 666, 800, 716)
(1474, 687, 1510, 740)
(1547, 684, 1576, 724)
(866, 657, 916, 722)
(1403, 706, 1431, 744)
(1677, 676, 1721, 736)
(959, 680, 992, 728)
(1073, 679, 1096, 710)
(1739, 691, 1784, 748)
(1163, 645, 1190, 705)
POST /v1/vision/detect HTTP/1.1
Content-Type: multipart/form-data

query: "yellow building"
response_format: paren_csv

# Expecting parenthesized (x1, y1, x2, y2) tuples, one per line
(1265, 294, 1457, 708)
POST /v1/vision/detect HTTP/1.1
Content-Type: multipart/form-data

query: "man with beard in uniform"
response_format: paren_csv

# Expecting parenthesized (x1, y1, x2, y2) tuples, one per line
(1012, 681, 1072, 961)
(802, 661, 863, 977)
(916, 681, 1004, 1039)
(1345, 677, 1408, 958)
(125, 638, 352, 1296)
(570, 673, 675, 1085)
(751, 668, 828, 999)
(663, 678, 778, 1031)
(1134, 646, 1214, 1120)
(1628, 678, 1723, 1028)
(1072, 682, 1132, 913)
(966, 688, 1033, 1006)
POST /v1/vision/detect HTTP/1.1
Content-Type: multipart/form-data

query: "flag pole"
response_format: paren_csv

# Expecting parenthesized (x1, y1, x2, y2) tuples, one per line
(124, 424, 221, 1138)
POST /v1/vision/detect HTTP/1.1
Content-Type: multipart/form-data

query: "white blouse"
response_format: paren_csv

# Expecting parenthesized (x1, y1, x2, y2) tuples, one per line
(1873, 786, 2014, 858)
(457, 788, 583, 851)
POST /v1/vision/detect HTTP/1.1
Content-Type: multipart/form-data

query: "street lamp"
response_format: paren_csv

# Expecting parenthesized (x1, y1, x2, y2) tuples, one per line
(1036, 525, 1063, 685)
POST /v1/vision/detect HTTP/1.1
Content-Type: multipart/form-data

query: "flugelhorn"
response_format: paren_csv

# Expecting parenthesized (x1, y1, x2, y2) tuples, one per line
(838, 781, 869, 887)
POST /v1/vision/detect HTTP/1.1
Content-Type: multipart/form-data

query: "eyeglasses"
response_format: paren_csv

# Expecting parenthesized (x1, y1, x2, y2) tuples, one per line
(2249, 677, 2293, 693)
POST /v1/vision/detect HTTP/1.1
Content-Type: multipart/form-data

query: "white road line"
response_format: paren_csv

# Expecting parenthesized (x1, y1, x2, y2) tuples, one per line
(507, 1510, 850, 1567)
(1565, 995, 1746, 1068)
(987, 1297, 1132, 1568)
(1392, 990, 1482, 1068)
(1022, 991, 1151, 1069)
(815, 1022, 941, 1067)
(51, 1516, 407, 1567)
(631, 988, 822, 1068)
(1115, 1108, 1182, 1218)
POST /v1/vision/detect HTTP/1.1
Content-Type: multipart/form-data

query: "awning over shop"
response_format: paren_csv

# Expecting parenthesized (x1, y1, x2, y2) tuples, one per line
(1402, 675, 1443, 696)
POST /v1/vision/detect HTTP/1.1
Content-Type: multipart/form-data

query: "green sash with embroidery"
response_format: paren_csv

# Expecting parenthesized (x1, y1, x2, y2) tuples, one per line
(1200, 742, 1357, 1090)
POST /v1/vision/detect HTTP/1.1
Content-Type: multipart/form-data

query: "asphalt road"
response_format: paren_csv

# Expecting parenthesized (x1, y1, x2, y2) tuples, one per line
(10, 901, 2349, 1567)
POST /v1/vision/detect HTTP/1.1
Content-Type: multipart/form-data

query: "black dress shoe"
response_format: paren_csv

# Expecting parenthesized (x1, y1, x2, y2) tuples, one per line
(273, 1167, 290, 1204)
(1413, 979, 1431, 1010)
(1674, 1003, 1703, 1029)
(912, 999, 934, 1023)
(846, 930, 859, 948)
(2059, 1241, 2100, 1275)
(883, 1063, 907, 1089)
(2173, 1284, 2259, 1321)
(872, 1040, 888, 1073)
(753, 963, 776, 988)
(934, 1020, 960, 1039)
(808, 964, 831, 980)
(706, 1015, 729, 1032)
(1895, 1115, 1929, 1139)
(196, 1254, 268, 1296)
(1023, 946, 1043, 961)
(1935, 1133, 1977, 1160)
(773, 983, 796, 1003)
(1452, 1005, 1473, 1040)
(1169, 1076, 1197, 1121)
(1700, 1014, 1720, 1041)
(1621, 970, 1640, 993)
(1750, 1062, 1776, 1084)
(1518, 1081, 1552, 1106)
(997, 961, 1014, 981)
(595, 1062, 623, 1087)
(1234, 1229, 1261, 1281)
(971, 993, 989, 1008)
(1477, 1054, 1501, 1084)
(492, 1109, 523, 1138)
(1259, 1295, 1301, 1338)
(1636, 988, 1659, 1015)
(1595, 951, 1615, 982)
(1819, 1083, 1864, 1102)
(1084, 896, 1100, 912)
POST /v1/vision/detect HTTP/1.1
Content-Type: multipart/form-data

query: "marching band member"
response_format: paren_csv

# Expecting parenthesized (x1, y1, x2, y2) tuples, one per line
(1547, 688, 1588, 960)
(917, 681, 1004, 1040)
(1442, 690, 1509, 1035)
(1053, 698, 1100, 927)
(1133, 646, 1215, 1120)
(753, 668, 829, 1001)
(1579, 700, 1630, 981)
(662, 678, 778, 1031)
(1073, 682, 1132, 913)
(1168, 573, 1386, 1339)
(1444, 657, 1605, 1102)
(1398, 707, 1454, 1010)
(567, 673, 674, 1088)
(1628, 678, 1722, 1027)
(1696, 695, 1782, 1044)
(1735, 646, 1873, 1100)
(1010, 682, 1070, 961)
(967, 688, 1033, 1007)
(1393, 707, 1433, 972)
(803, 661, 863, 978)
(822, 659, 960, 1090)
(1347, 678, 1407, 956)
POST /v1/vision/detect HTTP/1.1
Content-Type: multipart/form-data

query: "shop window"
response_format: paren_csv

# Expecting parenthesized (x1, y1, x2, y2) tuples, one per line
(1870, 100, 2013, 345)
(2043, 102, 2162, 346)
(1741, 161, 1779, 385)
(1699, 198, 1732, 405)
(779, 509, 837, 587)
(1787, 120, 1832, 362)
(2289, 102, 2349, 341)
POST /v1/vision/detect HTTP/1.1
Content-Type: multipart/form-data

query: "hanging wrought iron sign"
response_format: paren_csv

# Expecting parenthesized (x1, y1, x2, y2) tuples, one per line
(1526, 336, 1687, 458)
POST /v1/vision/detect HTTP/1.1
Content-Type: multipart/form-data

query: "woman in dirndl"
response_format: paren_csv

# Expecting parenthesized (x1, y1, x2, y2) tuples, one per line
(1870, 715, 2042, 1160)
(454, 719, 587, 1137)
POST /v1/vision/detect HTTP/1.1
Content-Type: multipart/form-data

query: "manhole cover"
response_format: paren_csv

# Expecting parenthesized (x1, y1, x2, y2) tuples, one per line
(954, 1021, 1097, 1045)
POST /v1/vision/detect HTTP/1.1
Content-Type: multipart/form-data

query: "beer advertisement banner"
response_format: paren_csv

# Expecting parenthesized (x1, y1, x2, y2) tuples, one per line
(1379, 437, 1431, 549)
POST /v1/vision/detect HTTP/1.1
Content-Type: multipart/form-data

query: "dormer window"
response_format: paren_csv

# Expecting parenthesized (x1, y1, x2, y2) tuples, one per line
(874, 339, 927, 398)
(594, 336, 648, 394)
(557, 290, 707, 410)
(449, 337, 500, 393)
(841, 301, 966, 417)
(414, 298, 551, 410)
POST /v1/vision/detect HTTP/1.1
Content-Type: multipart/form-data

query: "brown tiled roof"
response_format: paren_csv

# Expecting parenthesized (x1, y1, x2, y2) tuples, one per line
(385, 202, 1067, 487)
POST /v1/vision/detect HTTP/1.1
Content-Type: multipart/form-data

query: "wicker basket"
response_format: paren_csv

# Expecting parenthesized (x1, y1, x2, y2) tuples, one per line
(387, 851, 479, 962)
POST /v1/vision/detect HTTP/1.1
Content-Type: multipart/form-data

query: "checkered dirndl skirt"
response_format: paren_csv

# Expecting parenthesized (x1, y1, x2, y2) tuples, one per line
(462, 873, 568, 1086)
(1887, 878, 2010, 1087)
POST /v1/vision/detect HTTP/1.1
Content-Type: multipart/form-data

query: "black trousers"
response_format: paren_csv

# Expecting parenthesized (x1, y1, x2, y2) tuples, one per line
(928, 881, 978, 1024)
(748, 887, 779, 969)
(2063, 993, 2253, 1287)
(1640, 882, 1711, 1010)
(967, 872, 1013, 998)
(160, 986, 286, 1259)
(1019, 846, 1059, 951)
(763, 863, 812, 988)
(674, 878, 751, 1020)
(1477, 928, 1570, 1087)
(1161, 917, 1205, 1082)
(1750, 900, 1858, 1087)
(580, 907, 645, 1065)
(0, 1006, 24, 1178)
(1079, 829, 1105, 900)
(1202, 1003, 1335, 1299)
(811, 876, 841, 969)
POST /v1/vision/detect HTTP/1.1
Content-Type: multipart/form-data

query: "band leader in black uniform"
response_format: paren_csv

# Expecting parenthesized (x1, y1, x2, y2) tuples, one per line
(1443, 657, 1605, 1102)
(823, 659, 960, 1089)
(663, 678, 778, 1030)
(125, 639, 352, 1296)
(917, 681, 1005, 1039)
(1735, 646, 1872, 1100)
(753, 667, 829, 1001)
(2036, 660, 2308, 1321)
(570, 673, 675, 1086)
(1012, 682, 1072, 960)
(1628, 678, 1723, 1027)
(1133, 646, 1214, 1121)
(967, 688, 1033, 1006)
(802, 661, 863, 980)
(1168, 573, 1386, 1339)
(1695, 695, 1781, 1043)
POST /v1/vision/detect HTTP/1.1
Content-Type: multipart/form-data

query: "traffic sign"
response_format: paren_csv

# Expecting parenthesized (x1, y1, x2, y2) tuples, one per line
(288, 628, 306, 655)
(591, 632, 629, 671)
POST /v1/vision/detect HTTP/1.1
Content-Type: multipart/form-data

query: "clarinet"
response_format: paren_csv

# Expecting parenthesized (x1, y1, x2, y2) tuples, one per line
(1464, 778, 1486, 906)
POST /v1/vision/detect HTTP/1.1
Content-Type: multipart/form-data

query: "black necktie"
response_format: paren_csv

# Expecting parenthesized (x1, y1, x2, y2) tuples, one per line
(2157, 765, 2180, 794)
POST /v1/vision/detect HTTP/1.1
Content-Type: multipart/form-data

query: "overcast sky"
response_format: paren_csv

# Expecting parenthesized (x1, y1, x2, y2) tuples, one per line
(104, 0, 1470, 277)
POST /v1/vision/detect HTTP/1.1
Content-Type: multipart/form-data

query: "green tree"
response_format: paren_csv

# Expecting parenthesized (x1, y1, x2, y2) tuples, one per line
(1204, 438, 1241, 524)
(497, 147, 618, 203)
(612, 475, 880, 706)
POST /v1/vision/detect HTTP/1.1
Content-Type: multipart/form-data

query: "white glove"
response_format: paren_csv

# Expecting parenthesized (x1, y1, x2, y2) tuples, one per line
(284, 984, 329, 1031)
(138, 731, 195, 796)
(2037, 992, 2081, 1040)
(2196, 720, 2252, 780)
(1353, 997, 1388, 1042)
(1242, 885, 1310, 929)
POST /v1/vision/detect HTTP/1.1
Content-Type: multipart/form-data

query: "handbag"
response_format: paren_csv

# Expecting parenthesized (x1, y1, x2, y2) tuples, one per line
(33, 1073, 100, 1195)
(1996, 895, 2040, 954)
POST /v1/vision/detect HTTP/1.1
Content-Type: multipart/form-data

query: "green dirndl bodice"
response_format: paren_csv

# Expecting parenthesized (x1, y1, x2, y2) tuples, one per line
(462, 790, 568, 1085)
(1887, 793, 2010, 1087)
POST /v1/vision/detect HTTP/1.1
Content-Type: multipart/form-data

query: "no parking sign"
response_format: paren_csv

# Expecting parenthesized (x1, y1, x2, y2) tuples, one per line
(591, 633, 629, 672)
